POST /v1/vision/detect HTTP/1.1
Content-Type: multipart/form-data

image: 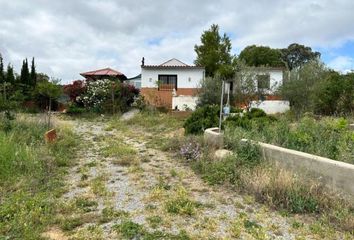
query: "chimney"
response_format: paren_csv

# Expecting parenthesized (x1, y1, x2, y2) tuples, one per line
(141, 57, 145, 66)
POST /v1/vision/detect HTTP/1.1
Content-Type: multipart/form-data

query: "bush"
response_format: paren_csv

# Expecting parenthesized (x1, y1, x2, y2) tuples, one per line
(113, 83, 140, 112)
(66, 104, 86, 115)
(225, 108, 276, 130)
(63, 80, 86, 105)
(184, 105, 219, 134)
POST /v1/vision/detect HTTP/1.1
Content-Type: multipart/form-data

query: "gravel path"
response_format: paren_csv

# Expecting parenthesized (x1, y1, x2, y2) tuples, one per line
(50, 118, 311, 239)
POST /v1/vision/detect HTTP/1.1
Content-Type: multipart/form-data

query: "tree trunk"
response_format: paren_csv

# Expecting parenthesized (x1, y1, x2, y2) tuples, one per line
(48, 98, 52, 129)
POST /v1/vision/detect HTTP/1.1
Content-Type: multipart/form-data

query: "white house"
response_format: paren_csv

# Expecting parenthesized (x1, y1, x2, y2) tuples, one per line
(141, 58, 205, 110)
(233, 67, 290, 114)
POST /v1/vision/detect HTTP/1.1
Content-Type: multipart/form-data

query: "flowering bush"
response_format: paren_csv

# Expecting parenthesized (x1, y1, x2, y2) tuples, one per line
(63, 80, 86, 104)
(113, 83, 140, 112)
(179, 140, 201, 161)
(77, 79, 111, 111)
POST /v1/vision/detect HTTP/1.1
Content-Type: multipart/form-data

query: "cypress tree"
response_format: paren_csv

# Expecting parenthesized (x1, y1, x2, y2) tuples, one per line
(6, 64, 15, 84)
(20, 58, 30, 86)
(30, 57, 37, 87)
(0, 53, 4, 84)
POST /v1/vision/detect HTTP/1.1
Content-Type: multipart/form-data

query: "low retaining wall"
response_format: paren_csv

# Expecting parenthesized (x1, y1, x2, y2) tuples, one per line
(241, 139, 354, 198)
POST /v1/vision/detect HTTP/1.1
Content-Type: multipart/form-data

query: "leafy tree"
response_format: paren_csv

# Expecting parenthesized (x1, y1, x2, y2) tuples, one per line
(233, 60, 270, 110)
(313, 72, 354, 115)
(36, 79, 62, 128)
(36, 73, 50, 83)
(281, 60, 329, 117)
(281, 43, 321, 70)
(194, 24, 234, 78)
(239, 45, 284, 67)
(30, 57, 37, 87)
(196, 76, 223, 106)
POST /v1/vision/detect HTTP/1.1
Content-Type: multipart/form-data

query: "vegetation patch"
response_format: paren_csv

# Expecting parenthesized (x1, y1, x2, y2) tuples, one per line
(165, 186, 203, 216)
(0, 114, 78, 239)
(99, 207, 129, 224)
(114, 220, 190, 240)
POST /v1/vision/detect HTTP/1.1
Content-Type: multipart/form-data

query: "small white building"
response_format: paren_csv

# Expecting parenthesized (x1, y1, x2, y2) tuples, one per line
(141, 58, 205, 110)
(232, 67, 290, 114)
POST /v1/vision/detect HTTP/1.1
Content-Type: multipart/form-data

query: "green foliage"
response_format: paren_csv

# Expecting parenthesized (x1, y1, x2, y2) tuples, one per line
(194, 24, 234, 78)
(146, 215, 163, 229)
(313, 72, 354, 115)
(281, 60, 329, 116)
(239, 45, 284, 67)
(281, 43, 321, 70)
(196, 76, 232, 107)
(0, 115, 78, 239)
(0, 53, 4, 84)
(193, 142, 260, 185)
(66, 104, 86, 114)
(5, 64, 15, 84)
(225, 108, 277, 130)
(225, 115, 354, 163)
(114, 220, 191, 239)
(60, 216, 84, 231)
(184, 105, 219, 134)
(30, 57, 37, 87)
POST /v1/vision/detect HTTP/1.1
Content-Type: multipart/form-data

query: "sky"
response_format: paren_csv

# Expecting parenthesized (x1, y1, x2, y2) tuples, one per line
(0, 0, 354, 84)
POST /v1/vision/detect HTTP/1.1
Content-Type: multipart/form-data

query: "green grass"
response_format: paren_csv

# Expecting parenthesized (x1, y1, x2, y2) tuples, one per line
(165, 186, 203, 216)
(146, 215, 163, 229)
(114, 220, 190, 240)
(74, 197, 98, 212)
(225, 115, 354, 164)
(0, 113, 78, 239)
(60, 216, 84, 231)
(125, 111, 185, 134)
(99, 207, 129, 223)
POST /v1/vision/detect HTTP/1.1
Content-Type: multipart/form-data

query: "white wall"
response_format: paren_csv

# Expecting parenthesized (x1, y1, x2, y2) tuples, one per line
(172, 96, 198, 110)
(250, 100, 290, 114)
(256, 69, 283, 93)
(241, 139, 354, 200)
(141, 68, 204, 89)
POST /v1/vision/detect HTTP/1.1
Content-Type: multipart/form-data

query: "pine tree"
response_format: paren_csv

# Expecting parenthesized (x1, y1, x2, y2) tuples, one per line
(30, 57, 37, 87)
(194, 24, 234, 78)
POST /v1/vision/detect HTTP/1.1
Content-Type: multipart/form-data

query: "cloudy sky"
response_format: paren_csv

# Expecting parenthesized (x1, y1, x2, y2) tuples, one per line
(0, 0, 354, 83)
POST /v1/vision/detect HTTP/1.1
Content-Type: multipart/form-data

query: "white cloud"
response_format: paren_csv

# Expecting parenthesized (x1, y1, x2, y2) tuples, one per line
(328, 56, 354, 73)
(0, 0, 354, 83)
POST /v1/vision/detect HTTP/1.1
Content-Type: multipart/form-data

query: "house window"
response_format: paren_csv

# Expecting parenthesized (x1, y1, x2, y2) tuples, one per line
(257, 74, 270, 90)
(158, 75, 177, 91)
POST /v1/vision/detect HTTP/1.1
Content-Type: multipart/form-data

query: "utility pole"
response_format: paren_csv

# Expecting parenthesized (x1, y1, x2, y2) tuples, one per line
(111, 82, 115, 115)
(218, 80, 225, 133)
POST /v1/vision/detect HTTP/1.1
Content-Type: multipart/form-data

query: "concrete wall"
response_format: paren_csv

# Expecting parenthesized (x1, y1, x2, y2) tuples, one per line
(241, 139, 354, 199)
(250, 100, 290, 114)
(141, 68, 204, 88)
(172, 96, 198, 110)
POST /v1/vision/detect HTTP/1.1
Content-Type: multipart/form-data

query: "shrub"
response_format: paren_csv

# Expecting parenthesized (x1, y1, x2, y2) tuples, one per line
(184, 105, 219, 134)
(225, 108, 276, 130)
(113, 83, 140, 112)
(77, 79, 111, 112)
(66, 104, 86, 114)
(179, 139, 201, 161)
(63, 80, 86, 105)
